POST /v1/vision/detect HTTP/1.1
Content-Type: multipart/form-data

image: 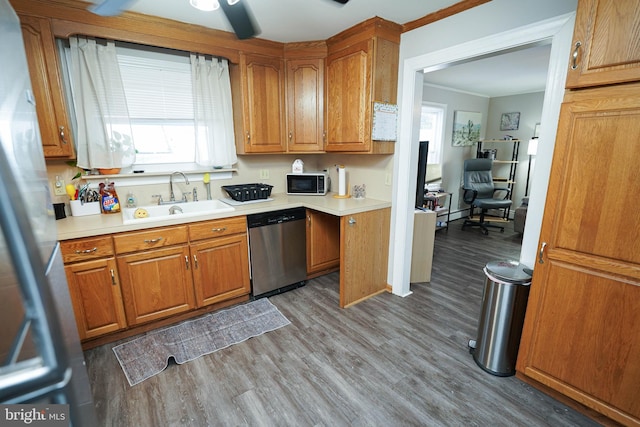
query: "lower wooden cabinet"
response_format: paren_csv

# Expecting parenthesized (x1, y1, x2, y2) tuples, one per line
(64, 257, 127, 340)
(190, 234, 250, 307)
(306, 209, 340, 276)
(116, 245, 196, 326)
(61, 216, 251, 342)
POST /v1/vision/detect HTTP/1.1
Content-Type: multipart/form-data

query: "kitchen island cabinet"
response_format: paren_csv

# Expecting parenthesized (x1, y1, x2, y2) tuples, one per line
(340, 208, 390, 308)
(61, 236, 127, 340)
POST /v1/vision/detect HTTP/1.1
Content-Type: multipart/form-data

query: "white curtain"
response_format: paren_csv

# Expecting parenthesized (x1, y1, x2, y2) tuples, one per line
(68, 36, 135, 170)
(190, 54, 237, 167)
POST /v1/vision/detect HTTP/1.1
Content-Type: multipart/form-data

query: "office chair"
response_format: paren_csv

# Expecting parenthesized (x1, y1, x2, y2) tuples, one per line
(461, 158, 512, 235)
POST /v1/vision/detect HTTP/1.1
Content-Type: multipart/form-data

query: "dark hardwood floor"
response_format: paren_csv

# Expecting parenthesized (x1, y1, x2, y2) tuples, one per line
(85, 219, 600, 426)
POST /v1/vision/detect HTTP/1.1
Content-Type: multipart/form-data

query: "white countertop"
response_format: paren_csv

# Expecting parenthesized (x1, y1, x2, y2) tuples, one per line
(56, 192, 391, 240)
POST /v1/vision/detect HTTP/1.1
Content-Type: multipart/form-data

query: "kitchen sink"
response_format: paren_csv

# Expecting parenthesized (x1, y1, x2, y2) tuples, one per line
(121, 199, 235, 225)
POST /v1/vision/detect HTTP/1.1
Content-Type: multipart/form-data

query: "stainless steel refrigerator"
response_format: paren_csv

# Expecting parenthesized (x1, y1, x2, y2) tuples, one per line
(0, 1, 96, 424)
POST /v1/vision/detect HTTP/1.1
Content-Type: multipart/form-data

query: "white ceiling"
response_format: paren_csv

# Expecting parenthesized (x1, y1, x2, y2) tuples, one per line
(90, 0, 552, 97)
(92, 0, 462, 43)
(423, 43, 552, 98)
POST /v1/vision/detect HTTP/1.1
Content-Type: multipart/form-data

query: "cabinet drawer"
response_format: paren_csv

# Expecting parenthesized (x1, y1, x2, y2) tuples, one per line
(188, 217, 247, 241)
(61, 236, 114, 263)
(113, 226, 188, 254)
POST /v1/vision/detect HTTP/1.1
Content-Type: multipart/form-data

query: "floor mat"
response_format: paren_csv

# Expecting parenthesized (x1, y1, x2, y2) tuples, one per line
(112, 298, 290, 386)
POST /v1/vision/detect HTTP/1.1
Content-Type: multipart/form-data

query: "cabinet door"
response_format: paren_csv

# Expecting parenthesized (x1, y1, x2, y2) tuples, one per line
(190, 234, 250, 307)
(326, 40, 372, 152)
(340, 208, 390, 308)
(117, 245, 195, 325)
(286, 58, 325, 152)
(516, 84, 640, 426)
(65, 258, 126, 340)
(19, 15, 74, 158)
(566, 0, 640, 88)
(239, 53, 286, 153)
(306, 209, 339, 276)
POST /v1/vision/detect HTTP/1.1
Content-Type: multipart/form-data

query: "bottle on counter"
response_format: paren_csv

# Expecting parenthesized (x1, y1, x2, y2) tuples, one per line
(126, 191, 137, 208)
(99, 182, 121, 213)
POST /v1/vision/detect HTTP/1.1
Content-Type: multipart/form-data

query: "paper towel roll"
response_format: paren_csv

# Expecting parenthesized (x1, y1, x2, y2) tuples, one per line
(338, 166, 346, 196)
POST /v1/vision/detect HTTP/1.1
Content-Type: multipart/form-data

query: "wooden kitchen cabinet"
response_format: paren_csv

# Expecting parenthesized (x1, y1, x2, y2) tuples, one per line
(306, 209, 340, 277)
(516, 83, 640, 426)
(340, 208, 390, 308)
(325, 18, 400, 154)
(114, 226, 196, 326)
(566, 0, 640, 88)
(19, 14, 74, 158)
(232, 53, 286, 153)
(188, 217, 251, 307)
(285, 58, 325, 152)
(61, 236, 127, 340)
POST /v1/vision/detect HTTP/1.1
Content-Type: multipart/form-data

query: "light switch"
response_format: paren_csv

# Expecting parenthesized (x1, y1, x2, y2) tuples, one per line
(260, 169, 270, 179)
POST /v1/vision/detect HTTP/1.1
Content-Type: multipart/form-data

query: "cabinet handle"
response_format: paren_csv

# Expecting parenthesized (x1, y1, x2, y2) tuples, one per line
(212, 227, 227, 233)
(110, 269, 116, 285)
(307, 215, 311, 226)
(322, 131, 326, 142)
(185, 255, 190, 270)
(538, 242, 547, 264)
(143, 237, 163, 244)
(59, 126, 69, 144)
(246, 132, 250, 144)
(289, 132, 292, 141)
(75, 247, 97, 254)
(571, 41, 582, 70)
(348, 217, 356, 226)
(193, 254, 199, 269)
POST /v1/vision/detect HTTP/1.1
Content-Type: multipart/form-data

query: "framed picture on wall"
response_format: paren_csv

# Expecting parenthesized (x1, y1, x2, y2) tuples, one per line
(452, 110, 482, 146)
(500, 112, 520, 131)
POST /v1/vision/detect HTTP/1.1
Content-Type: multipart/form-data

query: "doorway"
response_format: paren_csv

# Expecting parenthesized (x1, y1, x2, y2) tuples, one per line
(389, 13, 577, 297)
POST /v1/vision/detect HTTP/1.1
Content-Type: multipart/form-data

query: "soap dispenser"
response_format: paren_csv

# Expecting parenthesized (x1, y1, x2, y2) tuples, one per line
(126, 191, 137, 208)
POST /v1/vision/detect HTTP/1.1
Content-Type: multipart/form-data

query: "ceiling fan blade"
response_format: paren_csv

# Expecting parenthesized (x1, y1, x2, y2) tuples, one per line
(89, 0, 137, 16)
(219, 0, 260, 40)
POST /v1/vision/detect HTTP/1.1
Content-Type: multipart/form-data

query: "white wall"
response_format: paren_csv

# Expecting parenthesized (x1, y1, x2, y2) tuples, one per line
(421, 85, 490, 216)
(390, 0, 577, 297)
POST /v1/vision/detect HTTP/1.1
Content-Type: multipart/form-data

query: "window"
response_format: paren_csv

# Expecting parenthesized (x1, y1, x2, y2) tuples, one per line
(419, 103, 445, 165)
(59, 40, 236, 172)
(116, 45, 196, 165)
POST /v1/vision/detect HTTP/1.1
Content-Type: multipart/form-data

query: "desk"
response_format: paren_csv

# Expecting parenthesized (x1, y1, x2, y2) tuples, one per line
(424, 192, 451, 231)
(410, 209, 436, 283)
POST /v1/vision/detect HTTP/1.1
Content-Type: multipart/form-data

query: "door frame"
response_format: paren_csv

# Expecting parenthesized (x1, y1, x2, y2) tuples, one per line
(390, 13, 576, 296)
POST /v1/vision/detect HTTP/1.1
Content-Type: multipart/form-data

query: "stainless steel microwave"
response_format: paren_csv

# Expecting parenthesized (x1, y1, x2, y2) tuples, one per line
(286, 172, 330, 195)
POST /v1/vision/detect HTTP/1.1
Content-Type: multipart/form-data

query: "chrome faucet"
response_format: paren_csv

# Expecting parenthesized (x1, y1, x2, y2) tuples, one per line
(169, 171, 190, 202)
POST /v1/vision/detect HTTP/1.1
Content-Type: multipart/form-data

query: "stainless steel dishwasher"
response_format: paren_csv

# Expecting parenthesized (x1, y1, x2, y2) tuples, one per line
(247, 207, 307, 298)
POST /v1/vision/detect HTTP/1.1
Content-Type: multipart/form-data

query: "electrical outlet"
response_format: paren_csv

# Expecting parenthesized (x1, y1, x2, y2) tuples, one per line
(385, 173, 392, 186)
(53, 177, 66, 196)
(259, 169, 269, 180)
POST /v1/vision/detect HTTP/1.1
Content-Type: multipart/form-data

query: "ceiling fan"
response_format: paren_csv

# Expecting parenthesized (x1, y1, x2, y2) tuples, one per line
(89, 0, 351, 40)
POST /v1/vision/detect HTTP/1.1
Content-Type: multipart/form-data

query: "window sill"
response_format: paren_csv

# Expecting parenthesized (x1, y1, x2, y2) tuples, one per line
(80, 168, 236, 186)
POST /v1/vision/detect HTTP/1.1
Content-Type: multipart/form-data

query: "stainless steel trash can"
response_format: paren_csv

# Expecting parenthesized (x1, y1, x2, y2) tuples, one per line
(470, 260, 532, 376)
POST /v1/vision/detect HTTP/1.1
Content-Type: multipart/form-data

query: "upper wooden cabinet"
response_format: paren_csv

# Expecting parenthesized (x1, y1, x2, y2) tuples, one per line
(325, 18, 400, 154)
(566, 0, 640, 88)
(19, 14, 74, 158)
(285, 58, 325, 153)
(232, 53, 286, 154)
